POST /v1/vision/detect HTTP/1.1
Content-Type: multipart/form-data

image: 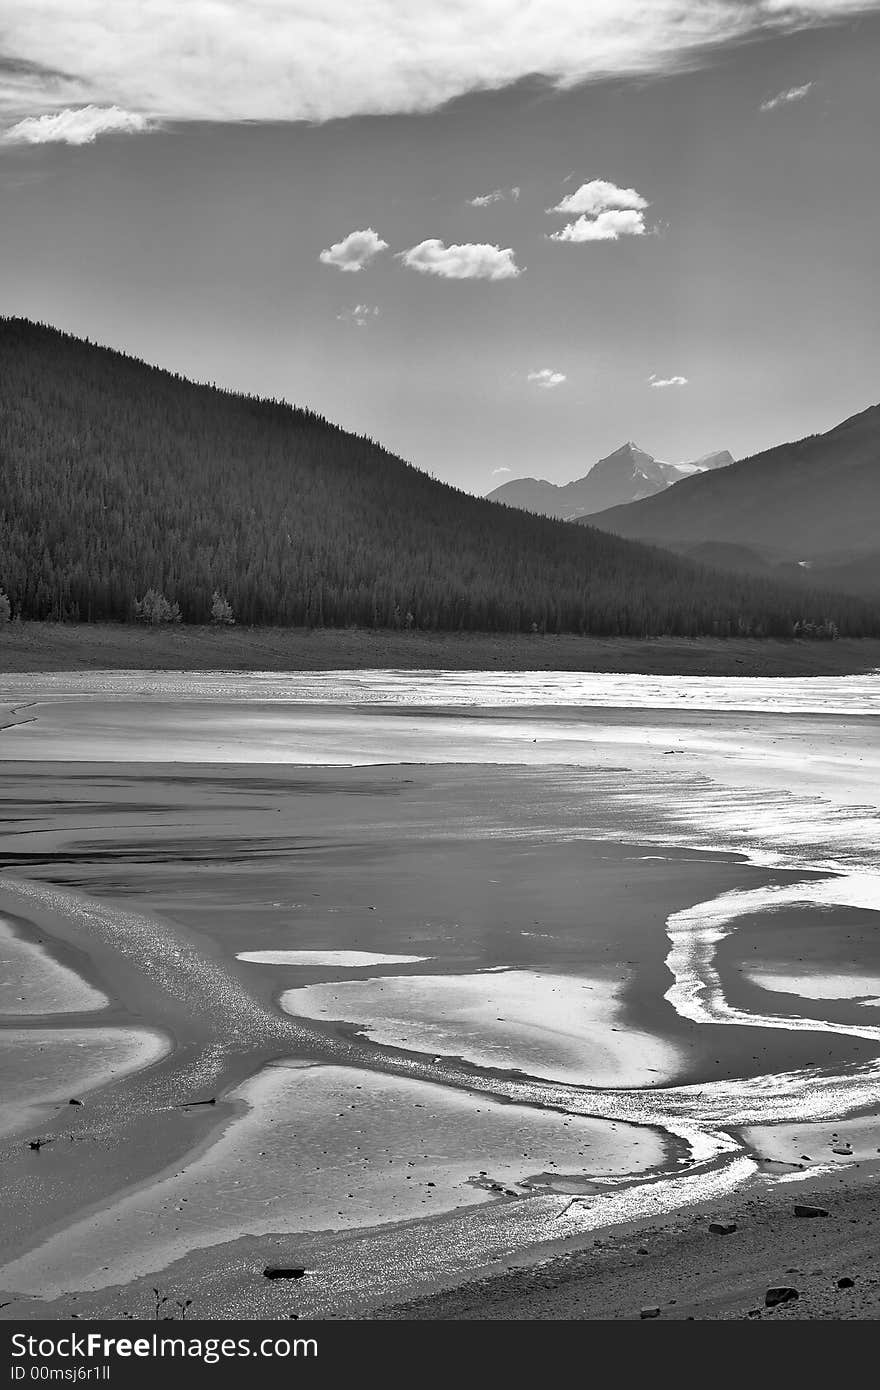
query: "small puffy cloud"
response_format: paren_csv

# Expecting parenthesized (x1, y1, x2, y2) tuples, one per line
(760, 82, 813, 111)
(319, 228, 388, 273)
(469, 185, 520, 207)
(649, 373, 688, 388)
(551, 209, 647, 242)
(528, 368, 567, 389)
(550, 179, 647, 217)
(337, 304, 380, 327)
(491, 466, 512, 476)
(399, 239, 522, 280)
(548, 178, 649, 242)
(2, 104, 151, 145)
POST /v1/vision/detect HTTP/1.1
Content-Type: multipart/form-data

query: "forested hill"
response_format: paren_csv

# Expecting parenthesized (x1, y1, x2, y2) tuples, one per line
(1, 318, 876, 637)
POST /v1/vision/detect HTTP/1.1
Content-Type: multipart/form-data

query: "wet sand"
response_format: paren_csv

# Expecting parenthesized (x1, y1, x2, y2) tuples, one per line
(1, 672, 879, 1318)
(0, 917, 108, 1015)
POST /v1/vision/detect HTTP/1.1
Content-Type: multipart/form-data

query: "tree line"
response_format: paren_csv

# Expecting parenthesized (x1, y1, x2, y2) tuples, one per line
(1, 318, 877, 638)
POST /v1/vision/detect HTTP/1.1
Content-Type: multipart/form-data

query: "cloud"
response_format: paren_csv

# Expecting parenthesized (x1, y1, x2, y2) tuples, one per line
(2, 104, 151, 145)
(0, 4, 869, 131)
(550, 208, 647, 242)
(528, 368, 567, 389)
(320, 228, 388, 273)
(399, 239, 522, 280)
(550, 179, 648, 217)
(649, 373, 689, 387)
(548, 178, 649, 241)
(469, 185, 520, 207)
(491, 466, 512, 476)
(760, 81, 814, 111)
(337, 304, 380, 326)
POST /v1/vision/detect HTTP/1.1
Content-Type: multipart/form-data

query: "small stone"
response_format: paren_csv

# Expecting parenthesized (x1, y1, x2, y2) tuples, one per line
(639, 1306, 661, 1319)
(765, 1287, 799, 1308)
(263, 1267, 307, 1280)
(832, 1145, 853, 1156)
(794, 1203, 829, 1218)
(708, 1221, 737, 1235)
(837, 1277, 855, 1289)
(637, 1246, 649, 1255)
(68, 1098, 83, 1107)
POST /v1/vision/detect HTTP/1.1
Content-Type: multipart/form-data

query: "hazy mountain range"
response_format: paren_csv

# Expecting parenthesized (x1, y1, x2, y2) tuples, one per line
(583, 404, 880, 599)
(487, 443, 735, 520)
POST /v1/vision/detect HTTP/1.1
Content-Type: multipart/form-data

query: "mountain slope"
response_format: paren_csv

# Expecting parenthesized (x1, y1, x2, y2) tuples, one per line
(584, 406, 880, 566)
(0, 318, 874, 636)
(487, 444, 733, 521)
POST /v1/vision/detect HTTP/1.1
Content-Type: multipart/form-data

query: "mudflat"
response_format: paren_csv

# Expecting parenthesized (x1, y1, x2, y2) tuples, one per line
(0, 672, 879, 1319)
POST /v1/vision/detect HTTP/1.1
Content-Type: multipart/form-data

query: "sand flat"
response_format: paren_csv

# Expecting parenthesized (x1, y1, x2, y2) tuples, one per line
(237, 949, 431, 967)
(743, 965, 880, 1004)
(0, 1027, 169, 1138)
(0, 1060, 664, 1298)
(0, 917, 108, 1015)
(280, 968, 681, 1087)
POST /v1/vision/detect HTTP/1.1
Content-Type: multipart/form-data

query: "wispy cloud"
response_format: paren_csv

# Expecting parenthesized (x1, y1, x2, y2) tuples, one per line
(319, 228, 388, 273)
(548, 179, 649, 242)
(528, 368, 567, 389)
(469, 186, 520, 207)
(491, 466, 512, 476)
(337, 304, 380, 326)
(2, 104, 152, 145)
(0, 4, 866, 131)
(760, 81, 814, 111)
(400, 240, 522, 280)
(649, 373, 689, 388)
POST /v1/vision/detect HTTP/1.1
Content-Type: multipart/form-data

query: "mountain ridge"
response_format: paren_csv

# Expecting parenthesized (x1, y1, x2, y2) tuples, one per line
(0, 317, 874, 637)
(581, 403, 880, 597)
(487, 444, 734, 520)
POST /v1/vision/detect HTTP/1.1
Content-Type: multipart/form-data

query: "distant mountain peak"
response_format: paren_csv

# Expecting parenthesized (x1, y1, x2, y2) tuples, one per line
(581, 405, 880, 599)
(487, 441, 734, 520)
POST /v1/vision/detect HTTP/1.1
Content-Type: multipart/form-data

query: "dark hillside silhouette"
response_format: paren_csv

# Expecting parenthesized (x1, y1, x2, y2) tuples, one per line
(1, 319, 875, 637)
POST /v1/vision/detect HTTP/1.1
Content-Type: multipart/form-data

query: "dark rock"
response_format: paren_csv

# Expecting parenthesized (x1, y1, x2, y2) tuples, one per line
(708, 1221, 737, 1235)
(837, 1277, 855, 1289)
(794, 1203, 829, 1218)
(68, 1098, 83, 1107)
(765, 1287, 799, 1308)
(639, 1306, 660, 1319)
(263, 1267, 307, 1280)
(637, 1246, 649, 1255)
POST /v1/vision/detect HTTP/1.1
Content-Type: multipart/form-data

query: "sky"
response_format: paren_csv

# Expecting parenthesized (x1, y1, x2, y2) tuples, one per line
(1, 2, 879, 494)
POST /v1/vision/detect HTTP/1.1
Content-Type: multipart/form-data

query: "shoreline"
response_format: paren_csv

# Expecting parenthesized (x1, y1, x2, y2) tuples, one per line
(3, 623, 880, 677)
(372, 1159, 880, 1320)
